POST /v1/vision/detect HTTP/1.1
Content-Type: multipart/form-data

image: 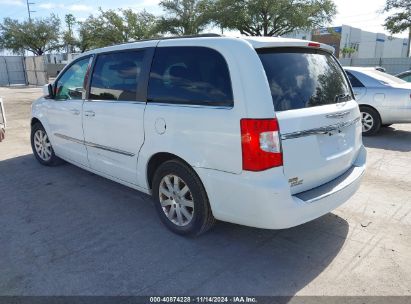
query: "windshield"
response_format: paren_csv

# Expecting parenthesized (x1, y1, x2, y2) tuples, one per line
(258, 48, 352, 112)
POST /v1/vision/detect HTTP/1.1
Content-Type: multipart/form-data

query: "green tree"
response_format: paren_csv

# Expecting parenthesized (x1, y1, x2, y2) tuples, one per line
(383, 0, 411, 57)
(77, 22, 94, 53)
(210, 0, 336, 36)
(0, 14, 61, 55)
(63, 14, 77, 53)
(341, 46, 356, 58)
(158, 0, 213, 35)
(78, 8, 158, 51)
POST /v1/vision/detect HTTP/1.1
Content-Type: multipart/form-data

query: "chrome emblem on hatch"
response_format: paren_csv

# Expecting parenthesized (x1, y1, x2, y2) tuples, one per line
(289, 177, 304, 187)
(326, 111, 350, 119)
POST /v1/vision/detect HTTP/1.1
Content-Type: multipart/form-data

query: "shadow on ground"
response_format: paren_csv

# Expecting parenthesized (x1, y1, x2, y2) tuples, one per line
(0, 155, 349, 296)
(363, 126, 411, 152)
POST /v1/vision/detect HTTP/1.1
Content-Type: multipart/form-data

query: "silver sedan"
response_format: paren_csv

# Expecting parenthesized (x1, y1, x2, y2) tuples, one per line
(344, 67, 411, 135)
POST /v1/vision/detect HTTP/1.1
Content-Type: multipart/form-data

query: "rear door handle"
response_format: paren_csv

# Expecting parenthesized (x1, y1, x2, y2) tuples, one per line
(70, 109, 80, 115)
(84, 110, 95, 117)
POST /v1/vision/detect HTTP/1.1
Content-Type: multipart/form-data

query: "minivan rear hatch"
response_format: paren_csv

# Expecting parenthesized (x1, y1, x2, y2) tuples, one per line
(257, 47, 363, 194)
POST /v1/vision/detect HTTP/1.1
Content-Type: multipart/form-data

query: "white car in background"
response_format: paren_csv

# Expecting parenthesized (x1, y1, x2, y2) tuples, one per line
(396, 70, 411, 82)
(30, 35, 366, 236)
(344, 67, 411, 135)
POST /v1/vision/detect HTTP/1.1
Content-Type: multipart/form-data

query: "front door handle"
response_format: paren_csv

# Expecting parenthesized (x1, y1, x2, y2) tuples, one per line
(70, 109, 80, 115)
(84, 110, 95, 117)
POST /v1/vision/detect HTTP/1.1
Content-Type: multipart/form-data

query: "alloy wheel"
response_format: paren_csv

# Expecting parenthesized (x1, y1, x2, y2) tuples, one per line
(33, 129, 52, 161)
(361, 112, 374, 132)
(159, 174, 194, 226)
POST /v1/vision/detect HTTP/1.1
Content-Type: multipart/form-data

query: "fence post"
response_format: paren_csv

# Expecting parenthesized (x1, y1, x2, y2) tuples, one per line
(33, 57, 38, 86)
(22, 56, 28, 85)
(3, 57, 10, 86)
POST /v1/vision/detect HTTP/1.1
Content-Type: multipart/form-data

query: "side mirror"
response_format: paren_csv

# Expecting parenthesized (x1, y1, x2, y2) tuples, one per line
(43, 84, 54, 99)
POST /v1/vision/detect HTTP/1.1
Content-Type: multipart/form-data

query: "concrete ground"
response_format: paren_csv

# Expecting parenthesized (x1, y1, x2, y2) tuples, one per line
(0, 86, 410, 296)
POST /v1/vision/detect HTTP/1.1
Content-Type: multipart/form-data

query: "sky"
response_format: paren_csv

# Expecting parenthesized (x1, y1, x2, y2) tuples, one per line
(0, 0, 407, 38)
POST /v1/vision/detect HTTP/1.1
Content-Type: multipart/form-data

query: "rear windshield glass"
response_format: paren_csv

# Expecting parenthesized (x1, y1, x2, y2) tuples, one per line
(258, 48, 352, 112)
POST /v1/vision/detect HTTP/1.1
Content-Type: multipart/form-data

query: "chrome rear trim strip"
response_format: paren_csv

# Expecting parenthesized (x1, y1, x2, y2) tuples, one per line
(54, 133, 135, 157)
(85, 141, 135, 157)
(281, 116, 361, 140)
(326, 111, 351, 119)
(54, 133, 83, 144)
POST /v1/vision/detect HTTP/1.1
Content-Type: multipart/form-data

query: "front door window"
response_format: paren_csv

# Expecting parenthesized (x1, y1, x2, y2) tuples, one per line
(55, 57, 90, 100)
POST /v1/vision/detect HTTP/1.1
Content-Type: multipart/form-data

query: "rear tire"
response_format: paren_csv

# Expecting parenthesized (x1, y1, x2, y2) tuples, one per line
(360, 107, 381, 136)
(31, 123, 63, 166)
(152, 159, 215, 236)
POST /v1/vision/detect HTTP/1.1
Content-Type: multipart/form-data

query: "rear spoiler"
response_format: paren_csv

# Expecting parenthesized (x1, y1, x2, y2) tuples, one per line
(244, 37, 335, 54)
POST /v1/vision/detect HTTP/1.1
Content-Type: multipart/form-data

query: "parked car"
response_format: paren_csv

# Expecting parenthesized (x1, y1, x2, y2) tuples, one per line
(30, 35, 366, 236)
(0, 98, 6, 142)
(396, 70, 411, 82)
(344, 67, 411, 135)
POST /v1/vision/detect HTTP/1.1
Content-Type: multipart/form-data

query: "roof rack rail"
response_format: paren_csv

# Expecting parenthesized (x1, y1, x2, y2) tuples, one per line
(106, 33, 223, 47)
(161, 33, 223, 39)
(84, 34, 224, 53)
(148, 33, 223, 41)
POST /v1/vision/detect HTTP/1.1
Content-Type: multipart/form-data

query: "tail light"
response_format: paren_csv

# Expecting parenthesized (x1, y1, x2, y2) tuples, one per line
(308, 42, 321, 48)
(240, 118, 283, 171)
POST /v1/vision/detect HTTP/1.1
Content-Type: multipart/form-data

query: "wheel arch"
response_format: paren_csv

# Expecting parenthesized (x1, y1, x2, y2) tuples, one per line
(31, 117, 42, 128)
(146, 152, 194, 190)
(359, 104, 383, 122)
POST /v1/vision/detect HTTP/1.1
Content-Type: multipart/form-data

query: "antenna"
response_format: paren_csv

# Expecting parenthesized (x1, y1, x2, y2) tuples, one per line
(26, 0, 35, 22)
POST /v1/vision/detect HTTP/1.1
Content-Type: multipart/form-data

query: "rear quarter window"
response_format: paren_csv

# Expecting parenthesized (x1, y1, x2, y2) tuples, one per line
(147, 46, 233, 107)
(345, 71, 365, 88)
(258, 48, 352, 112)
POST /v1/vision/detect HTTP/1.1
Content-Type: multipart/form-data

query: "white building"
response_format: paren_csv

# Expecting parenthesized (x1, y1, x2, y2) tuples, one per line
(284, 25, 409, 58)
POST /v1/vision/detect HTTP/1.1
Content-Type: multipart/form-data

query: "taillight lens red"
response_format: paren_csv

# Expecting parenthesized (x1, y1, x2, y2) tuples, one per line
(308, 42, 321, 48)
(240, 118, 283, 171)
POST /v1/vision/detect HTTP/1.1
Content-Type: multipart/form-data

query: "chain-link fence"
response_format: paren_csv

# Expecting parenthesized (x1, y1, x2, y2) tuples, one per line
(0, 55, 51, 86)
(24, 56, 48, 86)
(0, 56, 26, 86)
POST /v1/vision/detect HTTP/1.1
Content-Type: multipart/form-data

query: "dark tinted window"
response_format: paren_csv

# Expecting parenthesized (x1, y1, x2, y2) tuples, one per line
(258, 48, 352, 112)
(90, 51, 145, 101)
(55, 57, 90, 100)
(148, 47, 233, 106)
(346, 71, 365, 88)
(398, 73, 411, 82)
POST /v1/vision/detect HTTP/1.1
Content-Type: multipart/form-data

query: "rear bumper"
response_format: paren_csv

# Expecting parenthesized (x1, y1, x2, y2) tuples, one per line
(195, 145, 366, 229)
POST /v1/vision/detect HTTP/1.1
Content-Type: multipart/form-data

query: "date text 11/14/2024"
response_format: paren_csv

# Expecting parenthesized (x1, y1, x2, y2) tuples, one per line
(149, 296, 257, 303)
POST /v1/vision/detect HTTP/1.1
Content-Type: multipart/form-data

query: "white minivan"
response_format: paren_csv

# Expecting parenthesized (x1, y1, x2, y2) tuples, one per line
(31, 35, 366, 236)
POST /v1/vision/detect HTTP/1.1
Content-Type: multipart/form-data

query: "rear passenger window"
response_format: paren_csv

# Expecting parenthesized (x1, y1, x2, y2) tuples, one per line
(346, 71, 365, 88)
(147, 47, 233, 107)
(89, 51, 145, 101)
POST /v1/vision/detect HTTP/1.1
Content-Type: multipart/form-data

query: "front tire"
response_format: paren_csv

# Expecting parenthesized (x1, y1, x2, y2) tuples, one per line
(152, 160, 215, 236)
(360, 107, 381, 136)
(31, 123, 63, 166)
